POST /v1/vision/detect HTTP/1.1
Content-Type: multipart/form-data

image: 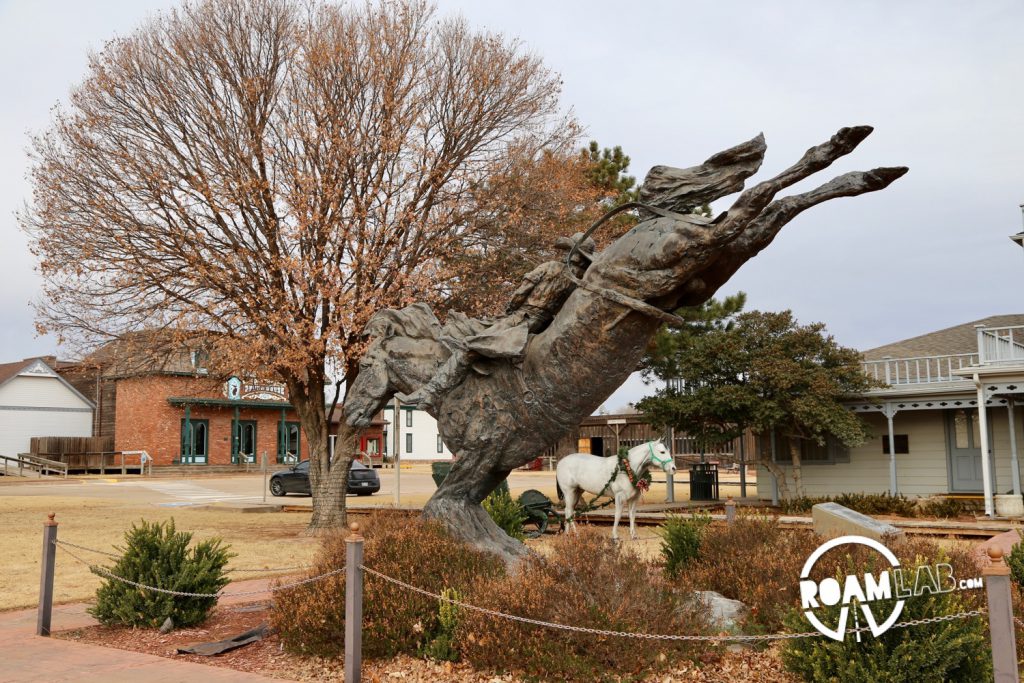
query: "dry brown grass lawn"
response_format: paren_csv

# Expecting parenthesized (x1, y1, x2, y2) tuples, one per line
(0, 496, 319, 610)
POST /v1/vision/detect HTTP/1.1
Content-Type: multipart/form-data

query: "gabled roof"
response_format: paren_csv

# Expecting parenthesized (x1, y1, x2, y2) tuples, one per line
(0, 359, 29, 387)
(0, 357, 96, 408)
(862, 314, 1024, 360)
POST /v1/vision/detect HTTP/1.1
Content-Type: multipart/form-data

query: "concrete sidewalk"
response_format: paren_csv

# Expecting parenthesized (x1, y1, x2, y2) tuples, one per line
(0, 578, 297, 683)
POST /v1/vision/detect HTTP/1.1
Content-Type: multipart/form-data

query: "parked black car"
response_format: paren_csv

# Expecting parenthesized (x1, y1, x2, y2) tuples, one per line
(269, 459, 380, 497)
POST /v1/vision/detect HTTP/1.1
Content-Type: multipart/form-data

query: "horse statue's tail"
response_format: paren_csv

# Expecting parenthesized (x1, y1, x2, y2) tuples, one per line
(556, 480, 564, 502)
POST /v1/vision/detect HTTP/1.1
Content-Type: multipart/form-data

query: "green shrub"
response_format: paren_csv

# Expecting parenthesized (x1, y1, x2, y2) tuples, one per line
(89, 518, 232, 628)
(778, 496, 832, 514)
(482, 487, 527, 541)
(1007, 541, 1024, 588)
(658, 513, 710, 578)
(421, 587, 461, 662)
(781, 558, 990, 682)
(918, 497, 970, 519)
(833, 492, 918, 517)
(459, 528, 708, 682)
(272, 513, 504, 659)
(779, 493, 918, 517)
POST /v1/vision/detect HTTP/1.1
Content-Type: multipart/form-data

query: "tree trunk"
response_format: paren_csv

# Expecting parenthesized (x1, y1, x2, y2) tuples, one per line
(758, 444, 790, 502)
(288, 379, 350, 533)
(789, 440, 804, 499)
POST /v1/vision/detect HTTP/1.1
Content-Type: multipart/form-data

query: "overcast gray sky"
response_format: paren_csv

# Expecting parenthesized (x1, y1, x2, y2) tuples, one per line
(2, 0, 1022, 411)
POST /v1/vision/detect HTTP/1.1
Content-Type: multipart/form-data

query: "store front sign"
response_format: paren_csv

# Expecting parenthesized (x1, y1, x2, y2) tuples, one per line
(223, 376, 286, 401)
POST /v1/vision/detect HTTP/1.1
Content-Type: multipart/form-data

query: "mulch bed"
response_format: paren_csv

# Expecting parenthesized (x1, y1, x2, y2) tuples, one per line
(55, 601, 797, 682)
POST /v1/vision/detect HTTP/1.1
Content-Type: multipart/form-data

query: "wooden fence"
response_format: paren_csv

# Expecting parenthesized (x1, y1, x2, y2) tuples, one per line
(30, 436, 114, 457)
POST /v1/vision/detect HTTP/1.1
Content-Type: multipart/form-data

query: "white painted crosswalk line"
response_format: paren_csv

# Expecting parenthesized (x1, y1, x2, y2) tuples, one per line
(97, 480, 263, 504)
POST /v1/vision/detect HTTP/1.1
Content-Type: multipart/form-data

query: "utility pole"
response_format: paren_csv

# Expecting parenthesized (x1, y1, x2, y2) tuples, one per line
(392, 397, 401, 507)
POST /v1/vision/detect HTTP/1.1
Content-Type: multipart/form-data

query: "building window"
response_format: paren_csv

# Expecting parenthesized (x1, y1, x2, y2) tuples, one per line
(763, 432, 850, 465)
(406, 433, 413, 454)
(278, 421, 301, 463)
(406, 409, 413, 428)
(180, 419, 209, 464)
(881, 434, 909, 454)
(952, 409, 980, 449)
(437, 435, 443, 453)
(190, 349, 209, 375)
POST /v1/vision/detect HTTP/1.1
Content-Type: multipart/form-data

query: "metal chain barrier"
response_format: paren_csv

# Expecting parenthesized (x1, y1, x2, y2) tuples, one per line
(361, 563, 985, 643)
(53, 539, 310, 574)
(48, 538, 990, 643)
(53, 539, 120, 559)
(226, 565, 313, 573)
(54, 539, 341, 598)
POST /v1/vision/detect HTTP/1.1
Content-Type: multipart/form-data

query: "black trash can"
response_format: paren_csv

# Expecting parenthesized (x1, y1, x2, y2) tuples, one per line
(431, 461, 509, 496)
(431, 461, 453, 488)
(689, 463, 720, 501)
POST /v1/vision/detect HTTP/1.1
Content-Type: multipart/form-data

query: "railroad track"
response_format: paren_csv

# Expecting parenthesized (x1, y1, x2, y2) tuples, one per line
(286, 504, 1018, 540)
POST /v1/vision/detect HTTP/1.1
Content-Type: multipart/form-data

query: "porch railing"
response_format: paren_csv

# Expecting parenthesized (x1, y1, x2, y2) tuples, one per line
(861, 353, 978, 385)
(978, 325, 1024, 365)
(863, 324, 1024, 387)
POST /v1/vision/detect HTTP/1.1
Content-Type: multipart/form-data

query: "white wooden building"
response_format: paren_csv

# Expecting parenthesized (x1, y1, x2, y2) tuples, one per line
(756, 315, 1024, 516)
(0, 358, 94, 457)
(381, 403, 453, 461)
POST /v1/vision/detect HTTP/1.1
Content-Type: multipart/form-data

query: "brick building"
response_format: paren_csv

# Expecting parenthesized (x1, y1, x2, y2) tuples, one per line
(59, 335, 356, 468)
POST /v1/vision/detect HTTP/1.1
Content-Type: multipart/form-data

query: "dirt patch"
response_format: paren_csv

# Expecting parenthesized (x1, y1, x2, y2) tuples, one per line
(0, 496, 322, 610)
(55, 598, 797, 682)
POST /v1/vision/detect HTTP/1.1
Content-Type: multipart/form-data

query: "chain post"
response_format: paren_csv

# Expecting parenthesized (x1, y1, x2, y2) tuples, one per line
(725, 497, 736, 525)
(345, 522, 365, 683)
(983, 545, 1019, 682)
(37, 513, 58, 636)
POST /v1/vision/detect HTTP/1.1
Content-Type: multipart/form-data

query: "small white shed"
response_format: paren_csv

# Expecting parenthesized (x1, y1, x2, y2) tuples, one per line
(0, 358, 94, 458)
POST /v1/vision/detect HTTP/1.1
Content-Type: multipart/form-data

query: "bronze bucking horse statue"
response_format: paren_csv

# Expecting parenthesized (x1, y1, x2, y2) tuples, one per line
(345, 126, 907, 562)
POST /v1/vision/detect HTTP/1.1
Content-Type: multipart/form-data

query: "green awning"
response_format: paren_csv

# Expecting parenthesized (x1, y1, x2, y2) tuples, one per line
(167, 396, 293, 410)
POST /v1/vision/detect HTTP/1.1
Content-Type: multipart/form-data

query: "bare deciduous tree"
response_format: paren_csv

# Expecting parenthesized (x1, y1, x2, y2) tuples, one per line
(22, 0, 582, 531)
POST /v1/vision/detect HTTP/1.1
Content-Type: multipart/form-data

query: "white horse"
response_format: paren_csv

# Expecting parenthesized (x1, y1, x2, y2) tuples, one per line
(556, 440, 676, 540)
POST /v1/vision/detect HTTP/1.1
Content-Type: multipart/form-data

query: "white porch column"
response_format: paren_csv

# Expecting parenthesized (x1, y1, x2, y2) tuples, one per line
(769, 430, 779, 506)
(1009, 399, 1022, 497)
(884, 404, 898, 495)
(974, 374, 995, 516)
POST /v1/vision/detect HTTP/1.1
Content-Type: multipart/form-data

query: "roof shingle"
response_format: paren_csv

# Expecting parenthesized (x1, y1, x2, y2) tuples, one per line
(862, 314, 1024, 360)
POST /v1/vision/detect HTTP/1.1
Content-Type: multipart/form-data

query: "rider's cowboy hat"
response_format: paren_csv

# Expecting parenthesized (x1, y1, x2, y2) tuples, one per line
(554, 232, 596, 261)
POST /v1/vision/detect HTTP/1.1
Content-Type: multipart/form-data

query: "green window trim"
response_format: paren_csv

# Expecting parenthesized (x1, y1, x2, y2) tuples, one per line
(180, 419, 209, 464)
(232, 420, 258, 464)
(278, 421, 301, 464)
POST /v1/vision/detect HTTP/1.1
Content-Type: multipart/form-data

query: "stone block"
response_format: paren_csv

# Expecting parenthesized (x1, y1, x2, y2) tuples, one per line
(811, 502, 903, 542)
(995, 494, 1024, 518)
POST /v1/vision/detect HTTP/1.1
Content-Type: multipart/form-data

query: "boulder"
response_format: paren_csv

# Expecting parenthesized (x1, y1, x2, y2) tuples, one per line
(693, 590, 748, 631)
(973, 529, 1021, 571)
